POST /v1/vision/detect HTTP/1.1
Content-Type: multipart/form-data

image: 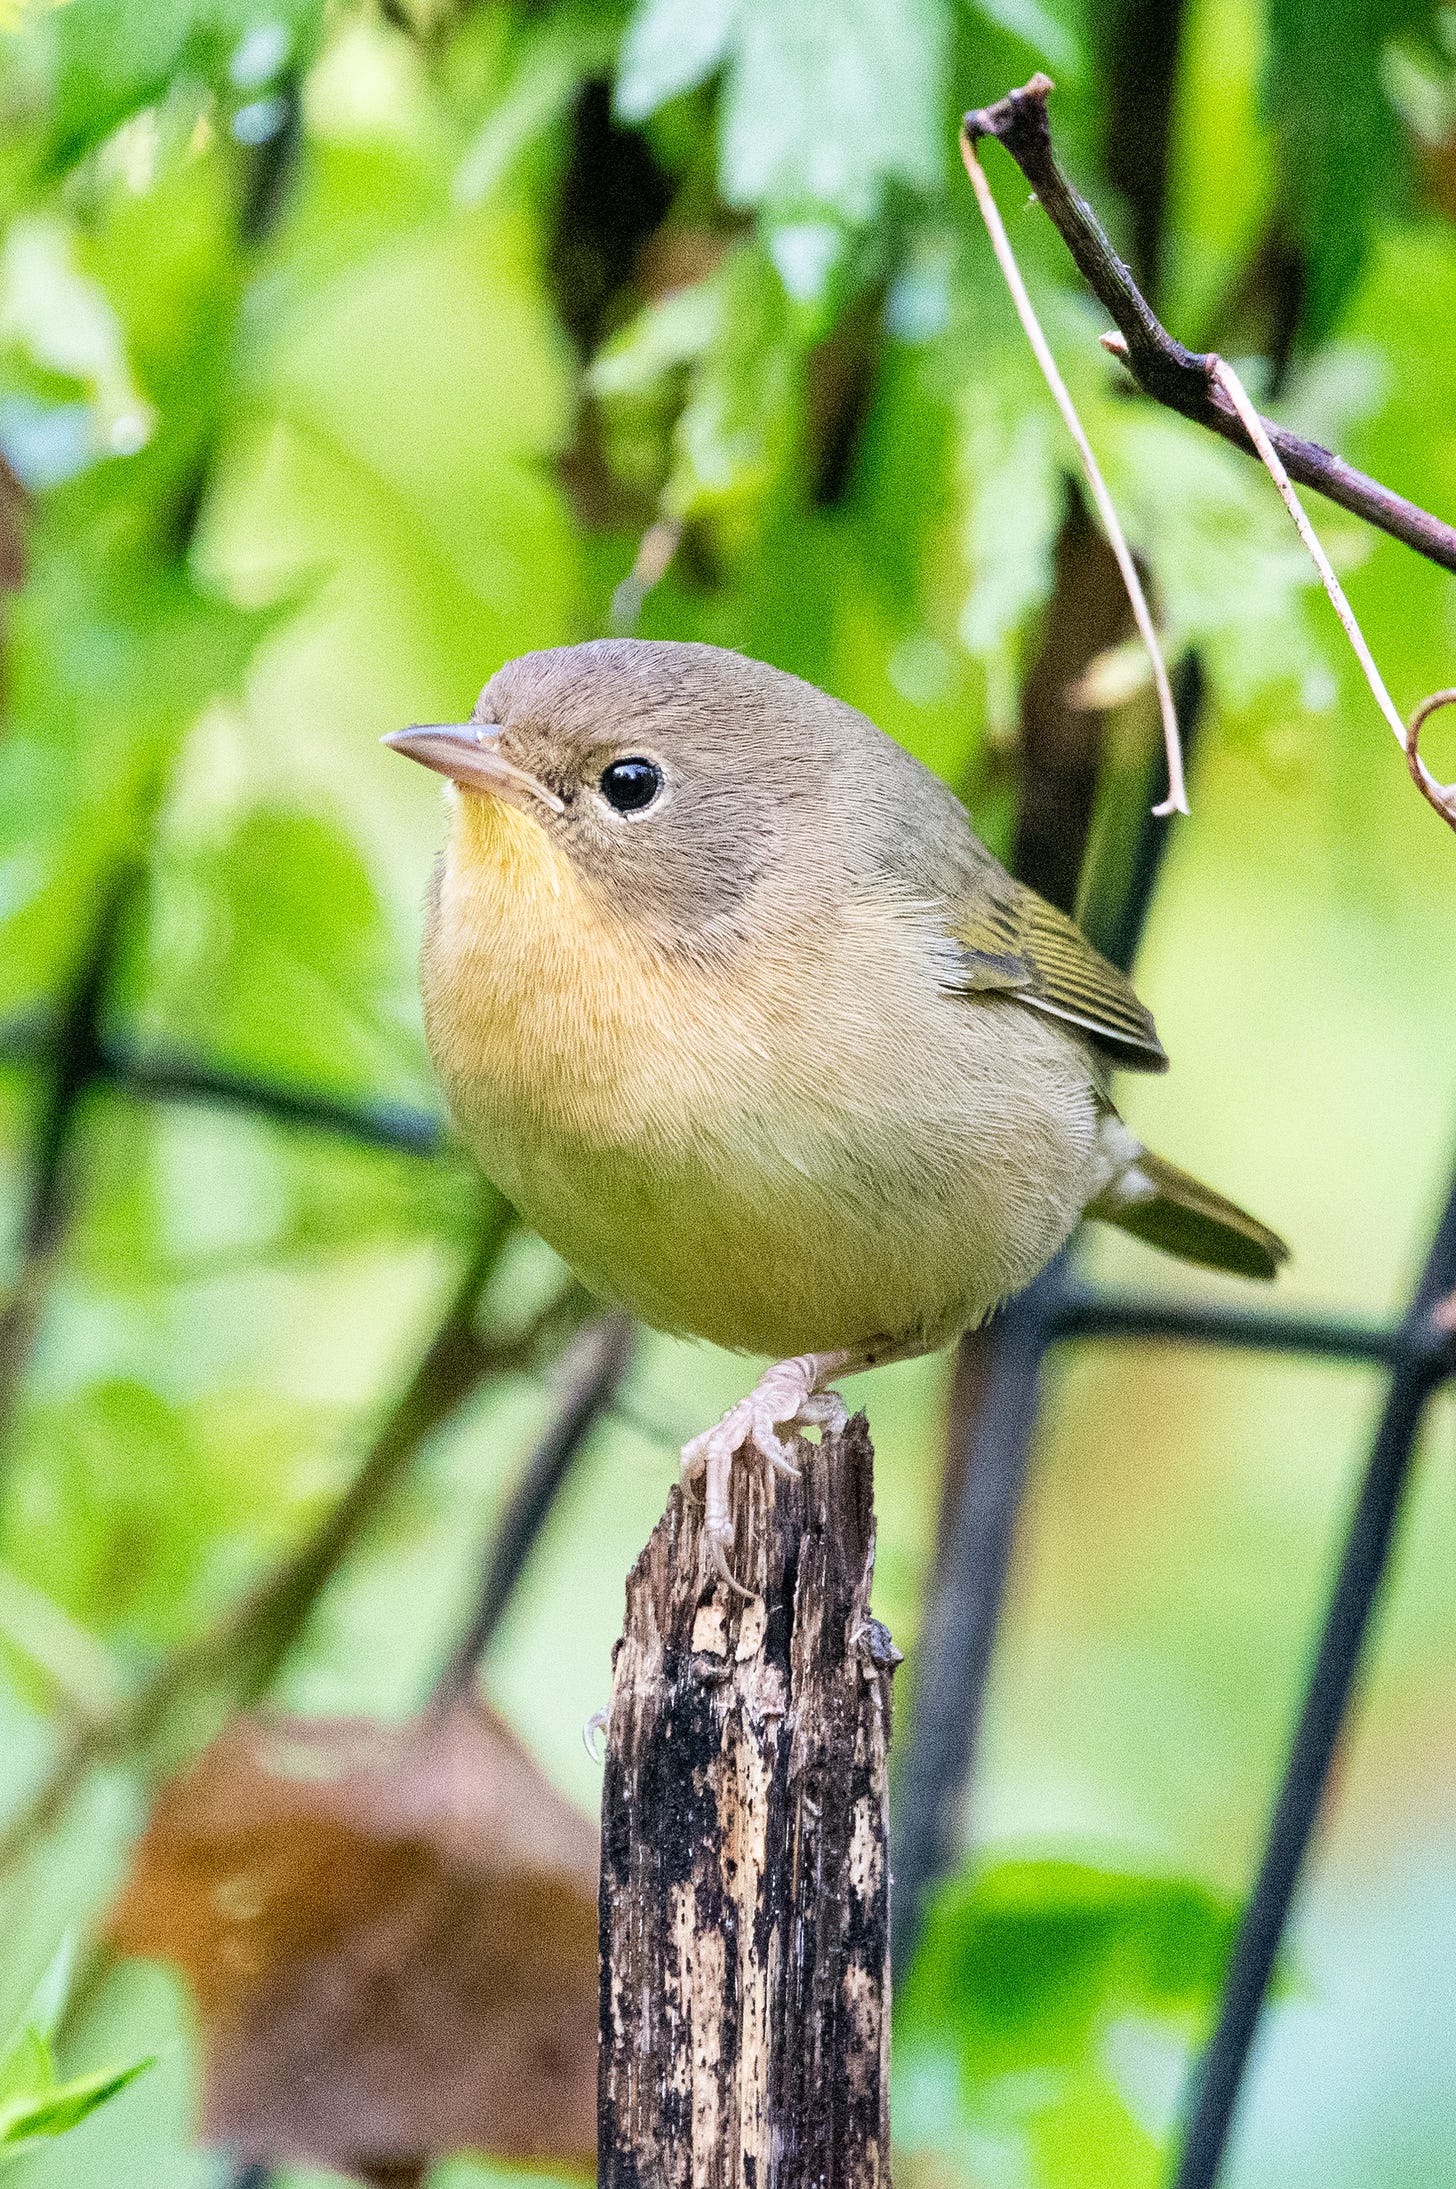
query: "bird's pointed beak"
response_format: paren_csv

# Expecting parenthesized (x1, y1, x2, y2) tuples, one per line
(381, 723, 564, 815)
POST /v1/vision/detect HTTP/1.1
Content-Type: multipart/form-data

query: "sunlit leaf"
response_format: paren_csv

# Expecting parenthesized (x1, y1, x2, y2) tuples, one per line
(614, 0, 738, 125)
(617, 0, 950, 229)
(0, 2050, 152, 2156)
(44, 0, 327, 172)
(137, 804, 411, 1095)
(0, 1976, 151, 2163)
(896, 1860, 1242, 2186)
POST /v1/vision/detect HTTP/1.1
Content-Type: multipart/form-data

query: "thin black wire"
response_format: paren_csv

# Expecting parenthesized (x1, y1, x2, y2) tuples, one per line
(1169, 1170, 1456, 2189)
(13, 875, 142, 1252)
(0, 1006, 1420, 1378)
(100, 1034, 447, 1157)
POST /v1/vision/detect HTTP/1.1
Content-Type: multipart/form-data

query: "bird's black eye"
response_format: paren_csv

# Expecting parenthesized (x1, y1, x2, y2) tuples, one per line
(599, 757, 662, 813)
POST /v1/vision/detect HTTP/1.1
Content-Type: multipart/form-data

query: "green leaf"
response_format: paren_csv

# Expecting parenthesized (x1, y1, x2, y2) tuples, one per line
(592, 242, 803, 543)
(45, 0, 327, 173)
(0, 551, 267, 1016)
(455, 9, 623, 207)
(615, 0, 740, 122)
(0, 2051, 152, 2156)
(0, 1980, 152, 2164)
(9, 1381, 219, 1646)
(136, 805, 413, 1099)
(898, 1857, 1239, 2084)
(896, 1859, 1243, 2187)
(617, 0, 951, 227)
(1264, 0, 1442, 340)
(971, 0, 1085, 75)
(0, 2027, 53, 2113)
(670, 244, 801, 526)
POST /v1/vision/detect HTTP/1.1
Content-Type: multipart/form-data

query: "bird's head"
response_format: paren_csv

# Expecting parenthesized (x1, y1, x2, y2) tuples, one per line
(384, 638, 855, 954)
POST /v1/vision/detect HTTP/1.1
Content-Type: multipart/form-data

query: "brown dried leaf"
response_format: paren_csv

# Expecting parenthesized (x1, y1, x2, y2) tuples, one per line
(108, 1698, 598, 2183)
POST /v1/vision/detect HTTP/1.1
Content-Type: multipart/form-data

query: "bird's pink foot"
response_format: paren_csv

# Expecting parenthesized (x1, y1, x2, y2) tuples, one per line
(679, 1355, 848, 1591)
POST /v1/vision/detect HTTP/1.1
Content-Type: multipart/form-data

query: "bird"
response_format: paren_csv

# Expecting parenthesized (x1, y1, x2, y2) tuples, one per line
(385, 639, 1286, 1584)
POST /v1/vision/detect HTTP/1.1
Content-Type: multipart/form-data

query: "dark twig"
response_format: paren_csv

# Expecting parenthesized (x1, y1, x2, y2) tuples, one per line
(0, 1015, 447, 1158)
(99, 1035, 448, 1157)
(963, 77, 1456, 576)
(1170, 1166, 1456, 2188)
(0, 871, 141, 1483)
(1405, 688, 1456, 822)
(1099, 0, 1191, 304)
(433, 1312, 637, 1696)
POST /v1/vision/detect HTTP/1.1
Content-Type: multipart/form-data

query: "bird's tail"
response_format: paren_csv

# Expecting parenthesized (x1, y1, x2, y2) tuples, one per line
(1087, 1148, 1288, 1280)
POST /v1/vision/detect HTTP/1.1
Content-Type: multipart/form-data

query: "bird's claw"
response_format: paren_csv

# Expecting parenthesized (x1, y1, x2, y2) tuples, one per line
(679, 1358, 848, 1595)
(707, 1532, 756, 1599)
(582, 1705, 609, 1762)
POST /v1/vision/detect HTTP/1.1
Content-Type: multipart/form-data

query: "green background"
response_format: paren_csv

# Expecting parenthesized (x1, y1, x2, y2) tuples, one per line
(0, 0, 1453, 2183)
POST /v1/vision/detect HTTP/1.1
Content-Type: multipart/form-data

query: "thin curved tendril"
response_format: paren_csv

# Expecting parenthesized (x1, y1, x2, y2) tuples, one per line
(959, 126, 1188, 819)
(1209, 358, 1456, 835)
(1403, 687, 1456, 825)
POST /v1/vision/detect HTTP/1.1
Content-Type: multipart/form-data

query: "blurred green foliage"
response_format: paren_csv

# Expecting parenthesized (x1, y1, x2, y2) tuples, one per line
(0, 1946, 149, 2168)
(898, 1859, 1242, 2186)
(0, 0, 1453, 2185)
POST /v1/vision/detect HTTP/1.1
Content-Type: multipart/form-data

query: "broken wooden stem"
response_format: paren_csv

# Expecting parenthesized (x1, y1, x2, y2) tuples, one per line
(599, 1416, 898, 2186)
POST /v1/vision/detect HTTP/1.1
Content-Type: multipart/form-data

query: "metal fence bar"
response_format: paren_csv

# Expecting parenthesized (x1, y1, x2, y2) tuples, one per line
(890, 1256, 1063, 1979)
(1052, 1286, 1405, 1367)
(1170, 1165, 1456, 2189)
(433, 1312, 638, 1695)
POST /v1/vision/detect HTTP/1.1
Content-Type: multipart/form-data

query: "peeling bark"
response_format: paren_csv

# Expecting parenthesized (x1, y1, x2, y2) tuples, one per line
(598, 1416, 896, 2187)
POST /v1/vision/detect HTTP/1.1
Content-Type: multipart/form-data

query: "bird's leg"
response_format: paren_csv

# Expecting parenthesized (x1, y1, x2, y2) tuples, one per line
(679, 1349, 862, 1589)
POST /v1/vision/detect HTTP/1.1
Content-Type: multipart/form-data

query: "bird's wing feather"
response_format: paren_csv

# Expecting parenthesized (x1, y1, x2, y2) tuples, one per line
(946, 871, 1168, 1072)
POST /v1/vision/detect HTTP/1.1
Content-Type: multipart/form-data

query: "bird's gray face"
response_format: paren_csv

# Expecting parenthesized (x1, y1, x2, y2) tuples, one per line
(387, 639, 831, 953)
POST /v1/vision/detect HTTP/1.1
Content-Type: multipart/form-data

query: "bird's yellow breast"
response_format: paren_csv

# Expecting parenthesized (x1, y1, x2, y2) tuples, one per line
(422, 793, 760, 1146)
(422, 792, 1102, 1356)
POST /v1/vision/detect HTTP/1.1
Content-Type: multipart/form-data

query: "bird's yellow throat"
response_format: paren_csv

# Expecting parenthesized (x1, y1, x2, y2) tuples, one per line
(425, 789, 724, 1150)
(454, 782, 576, 903)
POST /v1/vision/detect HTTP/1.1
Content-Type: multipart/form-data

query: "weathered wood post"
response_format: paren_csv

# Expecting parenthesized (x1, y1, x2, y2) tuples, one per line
(598, 1415, 898, 2186)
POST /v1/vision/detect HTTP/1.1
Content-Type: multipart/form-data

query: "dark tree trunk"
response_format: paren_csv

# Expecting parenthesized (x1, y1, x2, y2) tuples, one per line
(598, 1416, 897, 2187)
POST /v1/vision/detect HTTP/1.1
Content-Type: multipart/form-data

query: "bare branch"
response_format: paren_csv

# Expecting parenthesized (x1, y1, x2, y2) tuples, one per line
(432, 1311, 636, 1698)
(963, 75, 1456, 577)
(0, 869, 142, 1487)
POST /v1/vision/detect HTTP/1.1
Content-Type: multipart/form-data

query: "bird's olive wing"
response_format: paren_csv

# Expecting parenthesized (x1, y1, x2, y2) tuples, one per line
(947, 875, 1168, 1072)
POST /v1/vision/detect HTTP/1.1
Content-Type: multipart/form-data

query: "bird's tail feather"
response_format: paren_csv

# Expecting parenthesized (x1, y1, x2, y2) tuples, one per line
(1088, 1149, 1288, 1280)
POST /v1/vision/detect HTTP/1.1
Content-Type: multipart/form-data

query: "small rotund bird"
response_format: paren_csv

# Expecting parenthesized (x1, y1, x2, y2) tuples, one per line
(386, 640, 1285, 1580)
